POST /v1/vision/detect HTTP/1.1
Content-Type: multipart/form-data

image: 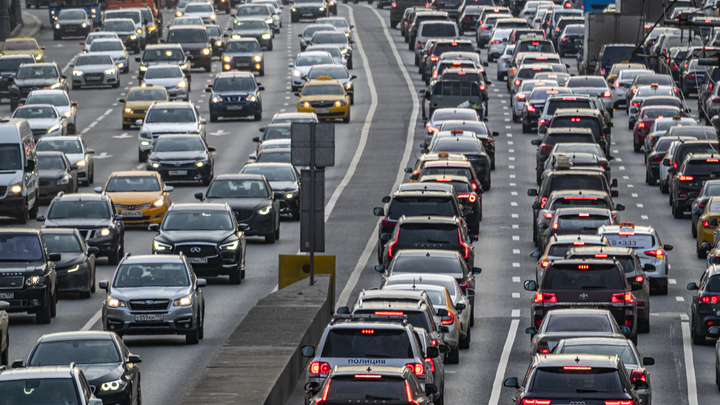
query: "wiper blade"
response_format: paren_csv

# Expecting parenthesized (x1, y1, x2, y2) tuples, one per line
(425, 239, 450, 244)
(576, 389, 609, 393)
(580, 285, 607, 290)
(365, 353, 393, 358)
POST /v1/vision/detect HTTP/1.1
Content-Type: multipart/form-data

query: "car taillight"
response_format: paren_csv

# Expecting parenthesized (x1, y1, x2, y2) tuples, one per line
(604, 401, 633, 405)
(526, 104, 535, 112)
(701, 295, 720, 303)
(611, 293, 634, 303)
(544, 212, 553, 219)
(425, 357, 435, 372)
(637, 122, 645, 128)
(468, 194, 477, 203)
(458, 281, 469, 291)
(644, 248, 664, 258)
(540, 144, 553, 152)
(523, 398, 552, 405)
(309, 361, 331, 377)
(391, 1, 396, 6)
(632, 101, 641, 107)
(427, 125, 439, 133)
(417, 41, 422, 48)
(534, 292, 557, 303)
(515, 79, 521, 86)
(315, 380, 331, 405)
(458, 228, 469, 259)
(536, 340, 549, 353)
(432, 70, 438, 79)
(712, 97, 720, 103)
(482, 25, 489, 30)
(562, 37, 567, 42)
(479, 84, 485, 91)
(552, 221, 558, 230)
(704, 220, 718, 229)
(602, 90, 612, 97)
(387, 228, 399, 257)
(517, 93, 526, 100)
(541, 260, 549, 268)
(405, 381, 420, 405)
(430, 55, 439, 62)
(630, 370, 647, 384)
(406, 362, 425, 377)
(381, 217, 397, 228)
(539, 119, 547, 127)
(635, 276, 644, 283)
(471, 181, 479, 190)
(540, 196, 548, 208)
(679, 175, 694, 181)
(651, 155, 663, 163)
(632, 88, 638, 94)
(687, 73, 696, 79)
(441, 312, 454, 325)
(600, 68, 606, 75)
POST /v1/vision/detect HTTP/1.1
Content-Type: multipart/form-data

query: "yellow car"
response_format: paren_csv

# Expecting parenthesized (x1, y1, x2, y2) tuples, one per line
(606, 62, 645, 85)
(296, 76, 350, 123)
(406, 152, 468, 182)
(2, 37, 44, 62)
(118, 86, 168, 130)
(697, 196, 720, 257)
(97, 171, 173, 225)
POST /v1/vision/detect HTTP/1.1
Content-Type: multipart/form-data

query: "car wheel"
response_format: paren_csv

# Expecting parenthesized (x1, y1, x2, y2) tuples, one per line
(123, 123, 131, 130)
(638, 315, 650, 333)
(1, 341, 8, 366)
(660, 180, 669, 194)
(674, 202, 684, 219)
(186, 322, 200, 344)
(265, 230, 276, 244)
(342, 109, 351, 123)
(91, 268, 96, 293)
(199, 307, 205, 340)
(16, 201, 27, 225)
(259, 69, 265, 77)
(229, 267, 242, 284)
(522, 123, 530, 133)
(138, 150, 147, 163)
(108, 236, 123, 265)
(692, 319, 706, 345)
(633, 142, 641, 153)
(459, 326, 471, 349)
(698, 241, 708, 258)
(268, 42, 273, 51)
(254, 111, 262, 121)
(36, 294, 52, 324)
(28, 196, 38, 220)
(445, 347, 460, 364)
(274, 218, 280, 240)
(69, 123, 76, 135)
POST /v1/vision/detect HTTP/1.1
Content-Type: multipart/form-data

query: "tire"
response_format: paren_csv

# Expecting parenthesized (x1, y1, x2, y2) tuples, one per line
(660, 180, 669, 194)
(28, 196, 38, 220)
(186, 323, 200, 345)
(692, 222, 698, 238)
(108, 235, 123, 265)
(69, 123, 76, 135)
(673, 202, 684, 219)
(435, 393, 445, 405)
(656, 279, 669, 295)
(112, 81, 120, 88)
(692, 320, 705, 345)
(347, 57, 353, 69)
(274, 219, 280, 240)
(1, 343, 7, 366)
(254, 111, 262, 121)
(292, 210, 300, 221)
(638, 315, 650, 333)
(210, 112, 217, 123)
(229, 267, 242, 284)
(259, 69, 265, 77)
(698, 242, 708, 259)
(264, 230, 276, 244)
(446, 347, 460, 364)
(630, 332, 637, 346)
(138, 150, 147, 163)
(16, 202, 27, 225)
(54, 33, 61, 40)
(199, 307, 205, 339)
(634, 142, 641, 153)
(36, 295, 52, 324)
(459, 326, 471, 349)
(91, 268, 96, 293)
(268, 42, 273, 51)
(80, 286, 92, 299)
(123, 123, 131, 130)
(522, 123, 530, 133)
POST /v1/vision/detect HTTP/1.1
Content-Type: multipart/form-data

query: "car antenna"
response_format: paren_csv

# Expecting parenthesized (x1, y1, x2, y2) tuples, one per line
(413, 277, 416, 288)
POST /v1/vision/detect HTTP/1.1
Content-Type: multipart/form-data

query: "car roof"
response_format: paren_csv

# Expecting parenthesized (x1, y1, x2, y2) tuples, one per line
(0, 366, 77, 381)
(554, 207, 612, 215)
(557, 337, 632, 347)
(40, 228, 80, 235)
(55, 193, 107, 202)
(122, 254, 186, 264)
(422, 160, 474, 168)
(169, 202, 228, 212)
(552, 108, 602, 117)
(151, 101, 193, 109)
(597, 224, 655, 234)
(397, 182, 455, 193)
(216, 71, 255, 78)
(393, 189, 453, 198)
(37, 331, 115, 342)
(535, 353, 621, 369)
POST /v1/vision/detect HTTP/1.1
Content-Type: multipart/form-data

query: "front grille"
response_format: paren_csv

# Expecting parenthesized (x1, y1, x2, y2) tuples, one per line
(309, 100, 335, 108)
(128, 299, 171, 311)
(234, 209, 254, 222)
(115, 203, 151, 210)
(0, 275, 24, 289)
(176, 244, 217, 257)
(224, 96, 246, 102)
(159, 160, 196, 167)
(32, 128, 46, 137)
(233, 56, 251, 65)
(85, 73, 103, 82)
(38, 180, 50, 187)
(0, 186, 6, 195)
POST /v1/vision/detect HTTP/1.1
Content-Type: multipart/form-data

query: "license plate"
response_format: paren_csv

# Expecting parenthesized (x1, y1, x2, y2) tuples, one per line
(120, 210, 143, 217)
(303, 13, 313, 16)
(135, 314, 163, 322)
(188, 257, 207, 264)
(316, 108, 330, 114)
(228, 106, 243, 110)
(237, 62, 250, 67)
(169, 170, 187, 176)
(0, 293, 13, 299)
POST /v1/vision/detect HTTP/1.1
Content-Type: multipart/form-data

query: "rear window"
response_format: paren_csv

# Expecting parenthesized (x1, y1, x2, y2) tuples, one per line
(546, 134, 595, 145)
(602, 46, 637, 63)
(434, 43, 474, 54)
(321, 329, 413, 358)
(549, 176, 604, 191)
(546, 99, 592, 115)
(546, 314, 611, 332)
(685, 161, 720, 175)
(551, 198, 609, 210)
(517, 67, 553, 79)
(326, 376, 407, 402)
(432, 81, 480, 97)
(557, 214, 612, 230)
(706, 275, 720, 293)
(567, 77, 607, 88)
(642, 98, 680, 108)
(603, 234, 654, 249)
(421, 23, 457, 37)
(390, 255, 464, 276)
(642, 108, 679, 119)
(550, 117, 600, 137)
(397, 223, 460, 247)
(529, 89, 570, 102)
(531, 368, 624, 394)
(387, 197, 456, 219)
(677, 144, 720, 165)
(547, 243, 575, 257)
(354, 310, 431, 332)
(635, 75, 673, 86)
(422, 167, 474, 181)
(517, 40, 554, 53)
(544, 266, 625, 290)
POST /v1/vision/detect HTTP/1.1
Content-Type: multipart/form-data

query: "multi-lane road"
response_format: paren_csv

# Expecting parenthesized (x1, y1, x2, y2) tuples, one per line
(4, 2, 719, 405)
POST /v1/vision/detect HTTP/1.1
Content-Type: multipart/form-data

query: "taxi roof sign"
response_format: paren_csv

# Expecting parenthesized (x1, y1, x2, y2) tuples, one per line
(438, 152, 449, 158)
(619, 222, 635, 228)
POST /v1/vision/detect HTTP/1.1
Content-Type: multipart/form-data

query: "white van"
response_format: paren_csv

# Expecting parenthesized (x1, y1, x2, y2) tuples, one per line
(0, 118, 39, 223)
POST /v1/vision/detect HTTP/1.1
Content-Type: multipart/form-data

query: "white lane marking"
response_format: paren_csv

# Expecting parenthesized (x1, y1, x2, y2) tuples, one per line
(627, 184, 634, 188)
(488, 319, 520, 405)
(510, 183, 516, 186)
(513, 249, 520, 254)
(509, 156, 515, 161)
(623, 176, 629, 180)
(510, 202, 517, 206)
(512, 292, 520, 298)
(512, 225, 519, 229)
(112, 133, 132, 139)
(512, 236, 519, 241)
(681, 321, 699, 405)
(511, 214, 518, 218)
(616, 158, 622, 162)
(335, 4, 417, 308)
(511, 309, 520, 318)
(81, 310, 102, 331)
(619, 166, 625, 170)
(637, 203, 644, 208)
(509, 174, 516, 178)
(632, 193, 638, 198)
(103, 108, 112, 116)
(112, 103, 118, 106)
(641, 215, 648, 220)
(512, 277, 520, 282)
(507, 134, 512, 137)
(508, 149, 514, 153)
(670, 279, 677, 284)
(676, 296, 684, 302)
(512, 262, 520, 267)
(93, 152, 113, 159)
(511, 191, 517, 196)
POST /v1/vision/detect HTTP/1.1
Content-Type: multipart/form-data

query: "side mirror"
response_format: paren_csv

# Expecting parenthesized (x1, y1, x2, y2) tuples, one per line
(664, 244, 673, 251)
(200, 118, 207, 124)
(87, 246, 99, 255)
(424, 384, 438, 396)
(492, 131, 499, 136)
(472, 267, 482, 274)
(301, 345, 316, 357)
(249, 153, 257, 160)
(643, 357, 655, 366)
(11, 359, 25, 368)
(425, 346, 439, 358)
(117, 98, 125, 103)
(252, 136, 261, 143)
(525, 327, 537, 334)
(374, 265, 385, 273)
(135, 119, 143, 126)
(258, 86, 265, 91)
(466, 288, 475, 297)
(437, 308, 449, 317)
(616, 204, 625, 211)
(48, 253, 61, 261)
(293, 92, 300, 97)
(381, 196, 391, 203)
(532, 202, 541, 210)
(98, 280, 108, 290)
(164, 186, 173, 192)
(373, 207, 384, 217)
(527, 189, 538, 196)
(94, 186, 103, 193)
(36, 215, 45, 222)
(194, 192, 204, 201)
(409, 174, 419, 181)
(634, 379, 649, 390)
(304, 382, 320, 395)
(483, 61, 489, 67)
(439, 343, 451, 354)
(71, 102, 78, 107)
(621, 326, 631, 335)
(538, 223, 548, 230)
(337, 306, 350, 314)
(350, 75, 357, 80)
(207, 147, 216, 153)
(610, 190, 619, 198)
(148, 224, 160, 232)
(530, 250, 541, 258)
(503, 377, 520, 389)
(114, 214, 123, 221)
(611, 179, 618, 188)
(531, 139, 542, 146)
(455, 303, 466, 310)
(128, 354, 142, 363)
(687, 282, 700, 290)
(197, 279, 207, 287)
(524, 280, 537, 291)
(404, 167, 412, 173)
(204, 88, 212, 93)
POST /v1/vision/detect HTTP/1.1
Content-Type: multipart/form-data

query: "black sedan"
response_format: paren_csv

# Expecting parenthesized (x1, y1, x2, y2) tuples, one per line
(688, 263, 720, 344)
(146, 134, 215, 186)
(44, 228, 98, 298)
(240, 162, 300, 220)
(21, 331, 141, 405)
(229, 18, 274, 50)
(36, 151, 78, 204)
(196, 174, 280, 243)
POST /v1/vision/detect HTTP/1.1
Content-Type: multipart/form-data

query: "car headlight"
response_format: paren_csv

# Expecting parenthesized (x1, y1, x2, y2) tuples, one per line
(148, 25, 156, 32)
(212, 96, 223, 102)
(10, 183, 22, 193)
(335, 100, 345, 107)
(319, 6, 325, 10)
(82, 23, 87, 28)
(117, 62, 125, 68)
(151, 162, 159, 168)
(261, 33, 272, 39)
(153, 240, 172, 251)
(129, 34, 137, 40)
(66, 265, 80, 273)
(140, 140, 150, 146)
(178, 81, 187, 88)
(176, 11, 183, 16)
(55, 23, 61, 29)
(25, 275, 43, 286)
(101, 380, 127, 391)
(257, 206, 272, 215)
(139, 65, 148, 71)
(246, 95, 257, 102)
(265, 18, 273, 23)
(253, 55, 262, 62)
(293, 70, 302, 77)
(303, 101, 310, 108)
(124, 107, 134, 114)
(202, 48, 210, 55)
(100, 228, 111, 237)
(216, 40, 222, 47)
(285, 192, 295, 199)
(210, 14, 216, 19)
(173, 294, 193, 306)
(195, 161, 205, 167)
(35, 54, 42, 60)
(220, 240, 239, 250)
(153, 198, 164, 207)
(291, 7, 296, 11)
(340, 48, 348, 54)
(75, 159, 86, 167)
(107, 297, 126, 308)
(223, 55, 232, 62)
(57, 174, 71, 185)
(64, 111, 71, 118)
(105, 68, 116, 75)
(345, 82, 352, 90)
(47, 124, 60, 133)
(180, 62, 190, 70)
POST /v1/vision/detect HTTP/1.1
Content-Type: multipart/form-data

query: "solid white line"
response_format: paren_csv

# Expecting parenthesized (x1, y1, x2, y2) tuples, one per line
(335, 4, 419, 308)
(681, 321, 699, 405)
(488, 319, 520, 405)
(81, 310, 102, 331)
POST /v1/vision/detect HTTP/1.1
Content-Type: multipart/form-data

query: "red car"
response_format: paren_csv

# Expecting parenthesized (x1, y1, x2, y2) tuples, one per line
(632, 105, 683, 152)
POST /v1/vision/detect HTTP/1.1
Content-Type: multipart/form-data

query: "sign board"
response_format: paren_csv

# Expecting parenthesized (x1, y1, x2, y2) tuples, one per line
(300, 169, 325, 252)
(278, 254, 336, 302)
(291, 123, 335, 167)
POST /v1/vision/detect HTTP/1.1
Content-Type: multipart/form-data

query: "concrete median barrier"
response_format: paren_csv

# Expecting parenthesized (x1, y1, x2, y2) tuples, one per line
(180, 275, 332, 405)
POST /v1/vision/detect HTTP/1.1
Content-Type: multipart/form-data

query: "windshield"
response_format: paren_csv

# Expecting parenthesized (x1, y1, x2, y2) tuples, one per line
(207, 179, 269, 198)
(127, 89, 166, 101)
(113, 262, 189, 287)
(304, 25, 335, 38)
(654, 119, 697, 132)
(17, 66, 58, 79)
(107, 11, 140, 23)
(642, 108, 679, 119)
(168, 29, 207, 43)
(105, 176, 161, 192)
(550, 117, 600, 136)
(0, 144, 21, 170)
(302, 84, 344, 96)
(162, 211, 234, 231)
(3, 40, 38, 51)
(236, 5, 270, 16)
(532, 368, 623, 394)
(27, 94, 69, 107)
(58, 9, 86, 19)
(257, 150, 290, 163)
(0, 379, 81, 405)
(48, 201, 109, 219)
(242, 165, 295, 181)
(296, 54, 334, 66)
(546, 314, 611, 332)
(145, 66, 182, 79)
(321, 328, 413, 358)
(225, 40, 261, 52)
(557, 214, 611, 230)
(233, 20, 269, 30)
(38, 155, 66, 170)
(86, 33, 116, 45)
(154, 136, 204, 152)
(146, 108, 195, 123)
(206, 26, 221, 36)
(75, 55, 113, 66)
(44, 234, 82, 253)
(529, 89, 568, 102)
(90, 41, 124, 52)
(13, 106, 57, 119)
(143, 48, 184, 61)
(432, 139, 482, 153)
(321, 19, 348, 29)
(263, 126, 291, 140)
(213, 76, 256, 92)
(387, 196, 456, 219)
(186, 3, 213, 12)
(103, 20, 135, 32)
(0, 234, 42, 261)
(30, 339, 120, 366)
(518, 68, 552, 79)
(308, 66, 348, 80)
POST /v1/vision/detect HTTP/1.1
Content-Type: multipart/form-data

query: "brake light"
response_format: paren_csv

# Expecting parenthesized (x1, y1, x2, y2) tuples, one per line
(573, 241, 586, 245)
(458, 229, 470, 259)
(709, 158, 720, 163)
(430, 55, 439, 62)
(540, 144, 553, 152)
(537, 340, 549, 353)
(309, 361, 331, 377)
(644, 248, 664, 259)
(406, 362, 425, 376)
(458, 281, 469, 291)
(522, 399, 551, 405)
(541, 260, 549, 268)
(468, 194, 477, 203)
(632, 101, 641, 107)
(406, 381, 420, 405)
(611, 293, 634, 303)
(515, 79, 521, 86)
(602, 90, 612, 97)
(630, 370, 647, 384)
(479, 84, 486, 91)
(600, 68, 606, 75)
(425, 357, 435, 372)
(417, 41, 422, 48)
(441, 312, 454, 325)
(381, 217, 397, 228)
(604, 401, 633, 405)
(578, 213, 590, 217)
(361, 329, 374, 334)
(355, 374, 383, 379)
(704, 220, 717, 229)
(534, 292, 557, 303)
(679, 175, 694, 181)
(526, 104, 535, 112)
(491, 40, 502, 44)
(540, 196, 548, 208)
(562, 37, 568, 42)
(482, 26, 489, 30)
(552, 221, 558, 230)
(427, 126, 439, 133)
(471, 181, 478, 190)
(632, 88, 639, 94)
(517, 93, 526, 100)
(564, 366, 592, 370)
(432, 70, 438, 79)
(701, 295, 720, 303)
(391, 1, 396, 6)
(578, 264, 589, 269)
(387, 228, 399, 257)
(544, 212, 553, 219)
(375, 311, 404, 315)
(637, 122, 645, 128)
(595, 254, 608, 258)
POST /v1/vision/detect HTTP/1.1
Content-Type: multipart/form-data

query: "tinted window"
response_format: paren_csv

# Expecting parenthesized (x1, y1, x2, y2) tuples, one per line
(45, 234, 82, 253)
(0, 379, 81, 405)
(517, 40, 554, 53)
(263, 126, 291, 140)
(90, 41, 124, 52)
(387, 197, 456, 219)
(162, 211, 234, 231)
(557, 214, 611, 230)
(103, 20, 135, 31)
(145, 108, 196, 123)
(397, 223, 459, 246)
(544, 266, 625, 290)
(684, 161, 720, 175)
(354, 309, 430, 331)
(550, 175, 604, 191)
(214, 76, 256, 92)
(226, 40, 261, 52)
(30, 339, 120, 366)
(257, 149, 291, 163)
(113, 262, 189, 287)
(550, 198, 609, 209)
(432, 139, 483, 153)
(550, 117, 600, 136)
(325, 376, 407, 401)
(38, 155, 66, 170)
(421, 23, 457, 37)
(17, 66, 58, 79)
(127, 89, 167, 101)
(48, 201, 109, 220)
(531, 368, 623, 394)
(13, 106, 57, 119)
(321, 328, 413, 358)
(0, 234, 42, 261)
(546, 100, 592, 115)
(390, 256, 463, 278)
(0, 57, 30, 71)
(168, 29, 207, 43)
(545, 314, 611, 332)
(153, 136, 204, 152)
(241, 165, 296, 181)
(567, 77, 607, 88)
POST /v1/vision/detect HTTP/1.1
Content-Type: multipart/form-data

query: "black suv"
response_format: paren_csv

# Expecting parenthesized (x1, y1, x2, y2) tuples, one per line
(136, 44, 190, 81)
(195, 174, 280, 244)
(663, 140, 720, 193)
(9, 63, 68, 111)
(670, 153, 720, 218)
(546, 108, 612, 157)
(166, 25, 212, 72)
(43, 228, 98, 299)
(38, 193, 125, 265)
(150, 203, 247, 284)
(0, 229, 59, 324)
(146, 134, 215, 186)
(0, 55, 35, 100)
(688, 263, 720, 344)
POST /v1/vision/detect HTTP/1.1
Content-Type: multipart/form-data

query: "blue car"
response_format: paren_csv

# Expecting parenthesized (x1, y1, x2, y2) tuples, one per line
(207, 71, 264, 122)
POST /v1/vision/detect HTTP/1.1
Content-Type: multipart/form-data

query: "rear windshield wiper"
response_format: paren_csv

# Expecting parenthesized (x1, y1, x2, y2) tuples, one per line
(576, 389, 609, 393)
(580, 285, 607, 290)
(426, 239, 450, 244)
(364, 353, 393, 358)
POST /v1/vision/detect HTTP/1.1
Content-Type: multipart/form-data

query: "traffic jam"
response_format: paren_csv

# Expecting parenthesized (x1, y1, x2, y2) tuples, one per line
(0, 0, 719, 403)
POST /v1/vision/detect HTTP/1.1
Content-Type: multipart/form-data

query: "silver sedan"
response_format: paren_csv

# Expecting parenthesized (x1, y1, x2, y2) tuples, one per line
(11, 104, 66, 139)
(71, 53, 120, 89)
(88, 38, 130, 74)
(36, 136, 95, 186)
(141, 65, 190, 101)
(25, 89, 79, 135)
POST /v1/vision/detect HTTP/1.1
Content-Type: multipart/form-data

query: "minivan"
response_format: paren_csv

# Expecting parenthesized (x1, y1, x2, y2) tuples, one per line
(0, 118, 39, 223)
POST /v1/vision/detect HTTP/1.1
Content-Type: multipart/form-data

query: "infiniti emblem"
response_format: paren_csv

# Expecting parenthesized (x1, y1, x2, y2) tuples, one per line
(145, 300, 154, 305)
(190, 247, 201, 253)
(579, 293, 589, 300)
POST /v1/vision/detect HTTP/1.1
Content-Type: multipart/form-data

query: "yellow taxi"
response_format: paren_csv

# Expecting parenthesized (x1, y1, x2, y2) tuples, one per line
(2, 37, 44, 62)
(406, 152, 468, 182)
(97, 171, 173, 225)
(606, 62, 645, 85)
(295, 76, 350, 123)
(118, 86, 168, 130)
(697, 196, 720, 257)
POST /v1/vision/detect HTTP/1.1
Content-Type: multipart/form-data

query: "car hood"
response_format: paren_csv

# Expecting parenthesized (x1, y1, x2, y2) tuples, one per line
(13, 78, 60, 87)
(294, 65, 313, 75)
(0, 171, 22, 185)
(126, 100, 158, 109)
(225, 51, 261, 58)
(53, 252, 87, 268)
(63, 153, 84, 164)
(39, 169, 67, 180)
(101, 50, 127, 59)
(58, 18, 88, 24)
(149, 151, 207, 161)
(144, 78, 184, 88)
(44, 218, 112, 229)
(214, 90, 253, 97)
(268, 181, 297, 192)
(205, 197, 269, 210)
(232, 29, 269, 37)
(106, 191, 162, 205)
(157, 230, 234, 244)
(27, 118, 60, 129)
(75, 65, 115, 73)
(143, 122, 199, 133)
(0, 261, 44, 273)
(81, 363, 124, 384)
(110, 285, 192, 300)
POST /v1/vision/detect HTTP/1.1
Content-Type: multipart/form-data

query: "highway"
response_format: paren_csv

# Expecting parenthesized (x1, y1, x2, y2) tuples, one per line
(4, 2, 719, 405)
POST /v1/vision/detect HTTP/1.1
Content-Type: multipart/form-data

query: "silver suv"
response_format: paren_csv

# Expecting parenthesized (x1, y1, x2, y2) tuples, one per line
(99, 254, 206, 344)
(0, 363, 102, 404)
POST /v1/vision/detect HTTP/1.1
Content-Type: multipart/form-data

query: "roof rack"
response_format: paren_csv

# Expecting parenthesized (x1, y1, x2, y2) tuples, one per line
(330, 313, 408, 325)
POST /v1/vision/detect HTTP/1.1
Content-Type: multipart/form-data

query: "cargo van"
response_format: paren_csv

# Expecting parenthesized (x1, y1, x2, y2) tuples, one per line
(420, 80, 485, 119)
(0, 118, 39, 223)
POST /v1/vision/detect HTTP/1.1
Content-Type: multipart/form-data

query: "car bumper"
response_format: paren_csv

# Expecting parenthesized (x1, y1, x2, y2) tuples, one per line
(150, 165, 212, 182)
(298, 105, 349, 119)
(165, 87, 189, 100)
(116, 206, 167, 225)
(275, 193, 299, 215)
(211, 101, 261, 117)
(104, 304, 198, 335)
(72, 74, 118, 86)
(223, 60, 264, 72)
(694, 312, 720, 338)
(123, 111, 147, 125)
(154, 249, 240, 276)
(87, 234, 120, 257)
(1, 285, 49, 314)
